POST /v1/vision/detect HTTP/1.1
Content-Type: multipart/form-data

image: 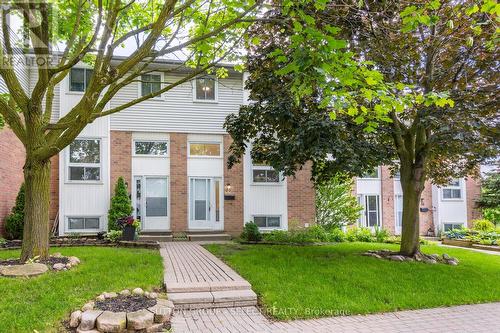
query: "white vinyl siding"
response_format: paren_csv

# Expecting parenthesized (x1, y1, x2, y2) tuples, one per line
(29, 69, 61, 123)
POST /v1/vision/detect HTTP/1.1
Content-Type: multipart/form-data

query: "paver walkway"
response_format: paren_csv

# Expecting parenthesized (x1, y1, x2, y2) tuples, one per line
(171, 302, 500, 333)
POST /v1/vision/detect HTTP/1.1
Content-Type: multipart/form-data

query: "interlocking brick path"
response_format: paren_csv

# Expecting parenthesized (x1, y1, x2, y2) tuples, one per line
(171, 303, 500, 333)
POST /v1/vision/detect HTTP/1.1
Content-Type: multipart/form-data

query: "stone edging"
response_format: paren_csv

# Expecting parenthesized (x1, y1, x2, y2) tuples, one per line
(0, 241, 159, 251)
(69, 288, 173, 332)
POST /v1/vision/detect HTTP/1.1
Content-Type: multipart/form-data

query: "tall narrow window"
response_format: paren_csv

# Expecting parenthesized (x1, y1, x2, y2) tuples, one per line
(195, 77, 216, 101)
(215, 180, 220, 222)
(141, 74, 161, 96)
(364, 195, 380, 227)
(395, 195, 403, 229)
(68, 139, 101, 181)
(69, 68, 93, 92)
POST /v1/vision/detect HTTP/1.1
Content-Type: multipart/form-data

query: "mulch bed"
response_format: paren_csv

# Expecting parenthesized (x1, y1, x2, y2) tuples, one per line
(0, 256, 69, 267)
(95, 295, 157, 312)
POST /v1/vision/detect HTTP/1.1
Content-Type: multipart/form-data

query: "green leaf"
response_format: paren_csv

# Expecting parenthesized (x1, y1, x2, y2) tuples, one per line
(354, 115, 365, 124)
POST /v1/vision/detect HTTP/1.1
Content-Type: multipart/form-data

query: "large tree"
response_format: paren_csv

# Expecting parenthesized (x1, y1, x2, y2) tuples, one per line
(0, 0, 268, 260)
(226, 0, 499, 257)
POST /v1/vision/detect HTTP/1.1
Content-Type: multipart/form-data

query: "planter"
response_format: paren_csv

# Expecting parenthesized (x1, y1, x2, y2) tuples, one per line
(442, 238, 473, 247)
(471, 243, 500, 252)
(122, 225, 136, 241)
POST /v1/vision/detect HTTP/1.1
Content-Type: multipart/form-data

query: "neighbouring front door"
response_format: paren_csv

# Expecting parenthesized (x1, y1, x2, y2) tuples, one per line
(189, 177, 222, 230)
(358, 194, 381, 230)
(134, 176, 169, 231)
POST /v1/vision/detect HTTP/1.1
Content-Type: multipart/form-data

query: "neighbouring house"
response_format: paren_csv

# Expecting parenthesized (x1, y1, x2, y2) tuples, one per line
(354, 166, 482, 236)
(0, 60, 316, 238)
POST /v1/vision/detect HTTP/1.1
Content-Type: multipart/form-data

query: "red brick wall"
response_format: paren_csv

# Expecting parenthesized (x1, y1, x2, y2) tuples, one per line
(170, 133, 188, 232)
(49, 154, 59, 226)
(466, 177, 482, 226)
(0, 129, 25, 235)
(110, 131, 132, 194)
(287, 162, 316, 228)
(380, 166, 395, 234)
(419, 181, 434, 235)
(223, 135, 244, 235)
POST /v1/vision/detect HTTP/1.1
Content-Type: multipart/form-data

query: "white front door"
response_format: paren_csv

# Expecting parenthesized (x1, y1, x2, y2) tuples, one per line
(359, 194, 381, 230)
(134, 176, 169, 231)
(189, 177, 222, 230)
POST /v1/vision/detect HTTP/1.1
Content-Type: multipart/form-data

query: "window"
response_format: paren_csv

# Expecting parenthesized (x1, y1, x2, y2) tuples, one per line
(69, 68, 93, 92)
(141, 74, 161, 96)
(359, 195, 380, 227)
(362, 167, 379, 179)
(68, 217, 100, 230)
(252, 164, 279, 183)
(253, 216, 281, 228)
(189, 142, 221, 157)
(134, 140, 168, 156)
(194, 77, 216, 101)
(444, 223, 464, 231)
(395, 195, 403, 229)
(442, 179, 462, 199)
(68, 139, 101, 181)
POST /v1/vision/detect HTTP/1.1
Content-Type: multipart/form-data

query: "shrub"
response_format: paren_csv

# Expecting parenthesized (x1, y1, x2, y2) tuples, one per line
(483, 208, 499, 226)
(240, 222, 262, 242)
(385, 235, 401, 244)
(263, 230, 289, 243)
(105, 230, 123, 243)
(108, 177, 133, 231)
(0, 237, 6, 246)
(4, 183, 25, 240)
(356, 227, 373, 242)
(307, 225, 330, 242)
(329, 228, 346, 242)
(345, 227, 359, 242)
(472, 219, 495, 232)
(374, 227, 389, 243)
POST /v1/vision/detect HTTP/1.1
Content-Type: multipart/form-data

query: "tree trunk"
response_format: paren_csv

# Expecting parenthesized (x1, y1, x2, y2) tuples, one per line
(20, 157, 51, 261)
(399, 165, 426, 257)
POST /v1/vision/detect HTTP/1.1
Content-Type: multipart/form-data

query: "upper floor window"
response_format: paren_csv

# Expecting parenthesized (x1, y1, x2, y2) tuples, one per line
(134, 140, 168, 156)
(442, 179, 462, 200)
(141, 74, 161, 97)
(252, 163, 280, 183)
(68, 139, 101, 181)
(194, 77, 217, 101)
(189, 142, 221, 157)
(69, 68, 93, 92)
(362, 167, 379, 179)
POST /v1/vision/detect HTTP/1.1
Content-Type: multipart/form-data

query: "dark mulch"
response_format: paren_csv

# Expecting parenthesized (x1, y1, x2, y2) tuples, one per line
(95, 295, 157, 312)
(0, 256, 69, 267)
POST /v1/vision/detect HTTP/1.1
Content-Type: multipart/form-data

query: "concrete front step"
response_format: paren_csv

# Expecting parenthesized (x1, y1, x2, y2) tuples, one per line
(138, 235, 173, 242)
(165, 280, 251, 293)
(168, 289, 257, 309)
(187, 233, 232, 241)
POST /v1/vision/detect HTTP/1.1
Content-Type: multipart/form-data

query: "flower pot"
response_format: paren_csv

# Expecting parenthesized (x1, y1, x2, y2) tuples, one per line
(122, 225, 136, 241)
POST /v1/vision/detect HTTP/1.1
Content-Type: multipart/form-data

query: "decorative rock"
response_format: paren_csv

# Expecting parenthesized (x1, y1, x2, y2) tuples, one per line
(429, 254, 440, 260)
(69, 256, 81, 265)
(132, 288, 144, 296)
(423, 258, 437, 264)
(96, 311, 126, 332)
(149, 301, 173, 323)
(119, 289, 131, 296)
(0, 263, 48, 277)
(53, 263, 66, 271)
(447, 260, 458, 266)
(403, 257, 415, 262)
(79, 310, 103, 331)
(52, 252, 63, 258)
(144, 291, 150, 298)
(96, 294, 106, 301)
(388, 255, 405, 262)
(442, 253, 451, 260)
(81, 301, 95, 311)
(66, 263, 72, 269)
(127, 309, 154, 330)
(148, 292, 158, 299)
(69, 310, 82, 328)
(76, 327, 100, 333)
(104, 292, 118, 299)
(146, 323, 165, 332)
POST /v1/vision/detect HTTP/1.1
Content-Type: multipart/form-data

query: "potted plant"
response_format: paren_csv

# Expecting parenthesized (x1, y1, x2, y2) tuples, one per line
(117, 216, 141, 241)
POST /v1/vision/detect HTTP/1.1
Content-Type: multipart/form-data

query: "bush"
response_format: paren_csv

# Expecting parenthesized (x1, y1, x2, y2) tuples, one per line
(374, 227, 389, 243)
(0, 237, 6, 246)
(105, 230, 123, 243)
(240, 222, 262, 242)
(108, 177, 133, 231)
(329, 228, 346, 242)
(483, 208, 499, 226)
(263, 230, 289, 243)
(4, 183, 25, 240)
(356, 227, 373, 242)
(472, 219, 495, 232)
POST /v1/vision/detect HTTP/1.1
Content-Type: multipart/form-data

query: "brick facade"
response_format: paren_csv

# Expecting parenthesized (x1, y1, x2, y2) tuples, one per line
(0, 129, 25, 235)
(466, 176, 482, 226)
(287, 162, 316, 228)
(223, 135, 244, 235)
(419, 181, 434, 235)
(110, 131, 133, 194)
(170, 133, 188, 232)
(380, 166, 395, 234)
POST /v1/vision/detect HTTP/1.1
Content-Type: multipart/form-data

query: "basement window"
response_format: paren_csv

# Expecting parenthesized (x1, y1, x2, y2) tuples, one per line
(68, 217, 100, 230)
(253, 216, 281, 229)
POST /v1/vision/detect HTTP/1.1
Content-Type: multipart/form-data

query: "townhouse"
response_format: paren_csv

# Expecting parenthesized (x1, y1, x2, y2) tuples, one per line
(0, 61, 316, 238)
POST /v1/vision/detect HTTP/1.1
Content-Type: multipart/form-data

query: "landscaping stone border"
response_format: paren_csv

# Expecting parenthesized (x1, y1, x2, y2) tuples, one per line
(0, 238, 159, 251)
(363, 249, 459, 265)
(0, 253, 81, 276)
(69, 288, 173, 333)
(442, 238, 500, 252)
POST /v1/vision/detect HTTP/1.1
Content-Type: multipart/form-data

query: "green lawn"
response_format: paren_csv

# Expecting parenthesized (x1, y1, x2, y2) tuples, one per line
(206, 242, 500, 320)
(0, 247, 163, 333)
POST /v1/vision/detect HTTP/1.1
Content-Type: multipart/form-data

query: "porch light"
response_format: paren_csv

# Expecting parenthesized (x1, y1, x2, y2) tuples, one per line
(202, 85, 211, 92)
(225, 183, 232, 194)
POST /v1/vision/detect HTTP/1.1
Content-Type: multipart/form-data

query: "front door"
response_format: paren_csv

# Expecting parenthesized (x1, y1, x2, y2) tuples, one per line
(134, 176, 169, 231)
(189, 177, 222, 230)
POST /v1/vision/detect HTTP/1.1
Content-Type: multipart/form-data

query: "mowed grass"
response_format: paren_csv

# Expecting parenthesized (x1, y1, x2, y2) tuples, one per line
(206, 242, 500, 320)
(0, 247, 163, 333)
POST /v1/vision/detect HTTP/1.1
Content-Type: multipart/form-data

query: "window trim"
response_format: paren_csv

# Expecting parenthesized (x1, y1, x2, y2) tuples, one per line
(361, 167, 380, 179)
(132, 139, 169, 157)
(251, 164, 282, 185)
(441, 179, 463, 201)
(137, 72, 164, 99)
(66, 138, 102, 183)
(188, 141, 222, 158)
(66, 216, 101, 233)
(252, 215, 282, 230)
(357, 194, 381, 228)
(68, 67, 93, 93)
(193, 76, 219, 103)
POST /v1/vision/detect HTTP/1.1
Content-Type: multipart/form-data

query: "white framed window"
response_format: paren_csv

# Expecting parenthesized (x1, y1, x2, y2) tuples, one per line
(443, 223, 464, 231)
(252, 164, 280, 183)
(140, 73, 162, 97)
(193, 76, 217, 102)
(67, 216, 100, 231)
(69, 68, 93, 92)
(362, 167, 380, 179)
(133, 140, 168, 156)
(358, 194, 381, 228)
(395, 194, 403, 229)
(253, 216, 281, 229)
(68, 139, 101, 181)
(442, 179, 462, 200)
(188, 142, 221, 157)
